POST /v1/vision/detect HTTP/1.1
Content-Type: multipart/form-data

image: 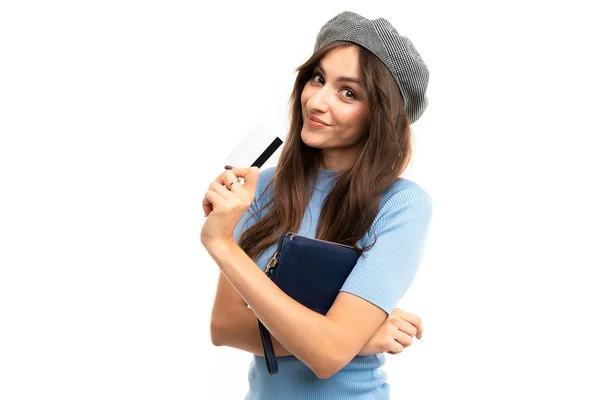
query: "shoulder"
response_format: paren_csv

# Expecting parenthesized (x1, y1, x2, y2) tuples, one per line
(371, 178, 433, 230)
(381, 178, 432, 209)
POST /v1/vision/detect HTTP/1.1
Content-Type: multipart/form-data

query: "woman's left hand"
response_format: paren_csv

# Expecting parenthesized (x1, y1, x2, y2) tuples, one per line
(357, 308, 423, 356)
(200, 166, 259, 249)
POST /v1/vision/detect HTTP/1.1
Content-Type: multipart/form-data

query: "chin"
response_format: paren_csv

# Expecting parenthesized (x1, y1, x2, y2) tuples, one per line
(300, 127, 323, 149)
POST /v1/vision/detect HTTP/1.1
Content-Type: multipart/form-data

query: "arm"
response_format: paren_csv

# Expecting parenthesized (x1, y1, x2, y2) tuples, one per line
(202, 169, 431, 379)
(209, 168, 288, 355)
(207, 241, 390, 379)
(212, 271, 423, 358)
(358, 308, 423, 355)
(210, 271, 293, 357)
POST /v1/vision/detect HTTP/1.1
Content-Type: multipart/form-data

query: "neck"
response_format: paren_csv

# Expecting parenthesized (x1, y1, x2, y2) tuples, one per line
(319, 149, 360, 171)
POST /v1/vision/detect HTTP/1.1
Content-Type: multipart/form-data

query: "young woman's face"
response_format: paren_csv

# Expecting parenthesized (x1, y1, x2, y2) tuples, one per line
(300, 45, 370, 168)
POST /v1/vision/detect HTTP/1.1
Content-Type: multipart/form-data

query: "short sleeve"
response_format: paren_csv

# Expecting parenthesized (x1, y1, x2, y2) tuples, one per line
(340, 180, 433, 315)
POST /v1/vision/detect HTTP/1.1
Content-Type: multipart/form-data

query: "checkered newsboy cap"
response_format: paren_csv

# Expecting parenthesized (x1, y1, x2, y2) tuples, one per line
(314, 11, 429, 123)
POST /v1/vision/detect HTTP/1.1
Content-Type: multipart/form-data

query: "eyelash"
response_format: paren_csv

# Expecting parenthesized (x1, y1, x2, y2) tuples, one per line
(311, 72, 357, 100)
(312, 73, 325, 85)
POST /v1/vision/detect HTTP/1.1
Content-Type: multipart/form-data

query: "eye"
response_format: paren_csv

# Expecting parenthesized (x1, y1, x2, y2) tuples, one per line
(341, 88, 356, 99)
(312, 73, 324, 85)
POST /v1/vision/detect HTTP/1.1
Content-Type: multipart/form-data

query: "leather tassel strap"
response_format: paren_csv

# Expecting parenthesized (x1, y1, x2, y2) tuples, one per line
(257, 319, 278, 374)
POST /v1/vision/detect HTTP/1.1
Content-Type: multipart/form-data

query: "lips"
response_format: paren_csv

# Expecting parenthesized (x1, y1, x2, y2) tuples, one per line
(307, 114, 330, 126)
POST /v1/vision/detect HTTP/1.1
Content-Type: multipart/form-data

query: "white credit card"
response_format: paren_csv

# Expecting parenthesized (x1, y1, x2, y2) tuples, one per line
(224, 122, 283, 169)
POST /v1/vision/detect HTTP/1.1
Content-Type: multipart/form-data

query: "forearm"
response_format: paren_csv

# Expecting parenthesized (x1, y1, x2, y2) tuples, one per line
(212, 303, 293, 357)
(206, 240, 344, 377)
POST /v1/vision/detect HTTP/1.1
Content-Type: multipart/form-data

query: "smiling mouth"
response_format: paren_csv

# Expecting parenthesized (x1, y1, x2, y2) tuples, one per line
(307, 115, 330, 126)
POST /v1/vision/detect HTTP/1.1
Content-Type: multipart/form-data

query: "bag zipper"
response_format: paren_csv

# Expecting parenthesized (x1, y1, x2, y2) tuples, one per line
(265, 233, 355, 277)
(286, 232, 354, 249)
(265, 252, 279, 277)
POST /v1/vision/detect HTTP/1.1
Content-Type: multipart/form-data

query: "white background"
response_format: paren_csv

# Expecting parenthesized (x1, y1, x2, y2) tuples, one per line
(1, 1, 599, 399)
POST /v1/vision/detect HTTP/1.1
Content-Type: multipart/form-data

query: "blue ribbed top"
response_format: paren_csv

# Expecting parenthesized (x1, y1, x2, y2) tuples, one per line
(233, 167, 432, 400)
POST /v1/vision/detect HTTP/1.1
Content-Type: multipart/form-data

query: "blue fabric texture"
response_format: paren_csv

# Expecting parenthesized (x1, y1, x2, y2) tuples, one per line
(233, 167, 432, 400)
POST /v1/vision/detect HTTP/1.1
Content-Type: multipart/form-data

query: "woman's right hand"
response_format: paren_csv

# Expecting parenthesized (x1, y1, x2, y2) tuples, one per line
(358, 308, 423, 356)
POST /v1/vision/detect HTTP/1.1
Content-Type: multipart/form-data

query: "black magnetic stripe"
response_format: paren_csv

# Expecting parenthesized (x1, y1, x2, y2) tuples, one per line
(251, 137, 283, 168)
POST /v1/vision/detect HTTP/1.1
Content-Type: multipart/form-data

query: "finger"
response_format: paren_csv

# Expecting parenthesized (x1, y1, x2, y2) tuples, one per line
(202, 190, 220, 217)
(411, 316, 424, 340)
(215, 170, 244, 191)
(393, 330, 414, 348)
(209, 180, 237, 200)
(231, 166, 259, 192)
(393, 309, 423, 339)
(390, 308, 404, 318)
(393, 308, 418, 322)
(387, 342, 404, 355)
(390, 318, 418, 338)
(202, 193, 212, 217)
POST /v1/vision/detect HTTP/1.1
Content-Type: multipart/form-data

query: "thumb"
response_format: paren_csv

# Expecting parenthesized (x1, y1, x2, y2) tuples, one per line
(232, 166, 260, 192)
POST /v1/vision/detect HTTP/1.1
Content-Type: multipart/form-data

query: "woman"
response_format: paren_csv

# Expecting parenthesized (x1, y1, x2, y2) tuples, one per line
(201, 11, 432, 399)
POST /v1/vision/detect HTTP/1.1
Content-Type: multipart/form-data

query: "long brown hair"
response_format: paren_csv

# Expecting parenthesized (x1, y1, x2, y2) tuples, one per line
(240, 42, 413, 260)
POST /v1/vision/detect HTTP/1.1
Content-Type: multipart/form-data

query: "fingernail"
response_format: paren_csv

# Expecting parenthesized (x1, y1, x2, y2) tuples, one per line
(224, 165, 233, 170)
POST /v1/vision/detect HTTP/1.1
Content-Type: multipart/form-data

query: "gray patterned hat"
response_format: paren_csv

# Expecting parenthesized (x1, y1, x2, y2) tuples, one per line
(314, 11, 429, 123)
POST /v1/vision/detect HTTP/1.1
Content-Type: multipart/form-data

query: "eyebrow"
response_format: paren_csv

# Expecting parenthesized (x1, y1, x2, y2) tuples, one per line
(315, 64, 363, 87)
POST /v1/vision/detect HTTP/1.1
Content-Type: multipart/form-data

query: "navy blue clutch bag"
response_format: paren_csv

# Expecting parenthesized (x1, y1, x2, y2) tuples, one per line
(257, 232, 362, 375)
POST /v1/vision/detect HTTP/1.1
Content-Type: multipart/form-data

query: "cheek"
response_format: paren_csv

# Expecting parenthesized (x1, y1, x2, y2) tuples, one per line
(340, 106, 369, 127)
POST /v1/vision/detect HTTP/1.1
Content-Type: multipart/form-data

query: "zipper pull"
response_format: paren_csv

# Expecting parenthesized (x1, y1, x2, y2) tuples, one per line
(265, 252, 279, 276)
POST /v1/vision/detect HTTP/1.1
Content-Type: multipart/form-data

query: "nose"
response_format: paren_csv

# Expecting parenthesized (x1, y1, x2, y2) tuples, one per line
(306, 86, 331, 114)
